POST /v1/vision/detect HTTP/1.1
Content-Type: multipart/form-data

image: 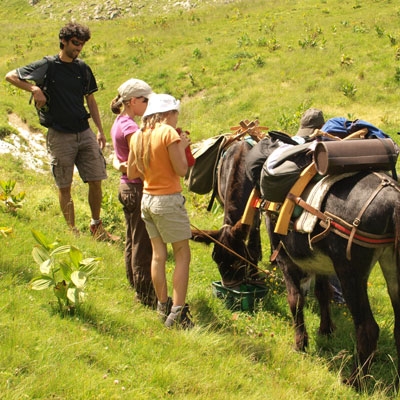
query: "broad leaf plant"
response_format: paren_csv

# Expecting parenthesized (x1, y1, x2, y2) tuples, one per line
(0, 179, 25, 214)
(30, 229, 101, 313)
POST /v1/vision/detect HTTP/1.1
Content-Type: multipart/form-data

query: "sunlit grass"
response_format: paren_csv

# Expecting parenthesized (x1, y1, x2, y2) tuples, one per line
(1, 0, 400, 398)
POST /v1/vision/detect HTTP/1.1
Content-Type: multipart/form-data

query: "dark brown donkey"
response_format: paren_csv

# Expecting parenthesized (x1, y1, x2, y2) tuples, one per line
(192, 138, 400, 390)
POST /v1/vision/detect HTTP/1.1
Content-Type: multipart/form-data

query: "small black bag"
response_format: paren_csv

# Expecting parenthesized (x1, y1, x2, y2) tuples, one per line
(260, 143, 313, 202)
(35, 93, 52, 128)
(29, 56, 55, 128)
(245, 137, 281, 190)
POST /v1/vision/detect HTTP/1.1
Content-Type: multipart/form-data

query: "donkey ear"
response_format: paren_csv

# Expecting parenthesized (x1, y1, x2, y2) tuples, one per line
(191, 229, 220, 245)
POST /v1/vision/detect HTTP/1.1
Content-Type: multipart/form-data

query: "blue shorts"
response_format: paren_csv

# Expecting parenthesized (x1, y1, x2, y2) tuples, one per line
(46, 128, 107, 188)
(141, 193, 191, 243)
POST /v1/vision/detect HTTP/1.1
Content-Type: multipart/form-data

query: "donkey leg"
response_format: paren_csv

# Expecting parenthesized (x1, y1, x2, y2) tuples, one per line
(267, 218, 309, 351)
(279, 258, 309, 351)
(346, 315, 379, 389)
(338, 268, 379, 388)
(314, 274, 336, 335)
(379, 247, 400, 389)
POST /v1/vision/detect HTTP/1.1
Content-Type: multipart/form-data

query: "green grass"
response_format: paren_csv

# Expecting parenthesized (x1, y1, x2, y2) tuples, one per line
(1, 0, 400, 398)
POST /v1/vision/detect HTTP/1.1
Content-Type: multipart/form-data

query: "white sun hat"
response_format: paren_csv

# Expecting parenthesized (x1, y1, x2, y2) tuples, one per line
(143, 93, 180, 118)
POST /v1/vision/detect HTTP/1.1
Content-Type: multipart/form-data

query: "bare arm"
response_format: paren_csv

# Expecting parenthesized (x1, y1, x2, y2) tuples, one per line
(112, 155, 127, 174)
(86, 93, 106, 149)
(168, 139, 189, 177)
(5, 69, 47, 108)
(127, 146, 143, 180)
(112, 133, 133, 174)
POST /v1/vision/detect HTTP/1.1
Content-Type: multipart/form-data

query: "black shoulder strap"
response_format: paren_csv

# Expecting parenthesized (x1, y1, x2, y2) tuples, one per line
(29, 56, 55, 105)
(40, 55, 57, 91)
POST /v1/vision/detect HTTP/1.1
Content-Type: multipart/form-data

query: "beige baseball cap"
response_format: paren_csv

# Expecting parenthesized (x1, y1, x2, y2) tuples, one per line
(117, 78, 153, 101)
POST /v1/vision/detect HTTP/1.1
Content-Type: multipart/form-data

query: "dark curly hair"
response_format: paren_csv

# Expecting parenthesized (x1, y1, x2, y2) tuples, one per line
(59, 22, 91, 49)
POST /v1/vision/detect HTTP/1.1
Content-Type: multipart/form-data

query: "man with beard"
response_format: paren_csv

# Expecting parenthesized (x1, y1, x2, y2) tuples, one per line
(5, 22, 114, 240)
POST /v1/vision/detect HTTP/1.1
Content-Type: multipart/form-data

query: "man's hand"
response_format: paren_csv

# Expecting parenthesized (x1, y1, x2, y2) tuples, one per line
(31, 86, 47, 109)
(97, 132, 106, 149)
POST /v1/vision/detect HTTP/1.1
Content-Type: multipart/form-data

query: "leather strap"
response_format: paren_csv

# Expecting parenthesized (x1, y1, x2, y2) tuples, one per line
(270, 241, 283, 263)
(346, 179, 388, 260)
(286, 192, 329, 223)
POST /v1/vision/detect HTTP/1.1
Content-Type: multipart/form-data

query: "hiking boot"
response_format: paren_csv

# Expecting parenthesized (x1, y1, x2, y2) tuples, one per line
(164, 304, 194, 330)
(90, 220, 120, 242)
(157, 297, 173, 322)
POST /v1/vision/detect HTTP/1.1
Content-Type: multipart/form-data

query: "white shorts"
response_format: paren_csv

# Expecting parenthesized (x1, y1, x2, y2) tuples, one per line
(141, 193, 191, 243)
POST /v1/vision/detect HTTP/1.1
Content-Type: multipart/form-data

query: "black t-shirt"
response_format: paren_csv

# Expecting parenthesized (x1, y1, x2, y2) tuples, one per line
(17, 55, 98, 133)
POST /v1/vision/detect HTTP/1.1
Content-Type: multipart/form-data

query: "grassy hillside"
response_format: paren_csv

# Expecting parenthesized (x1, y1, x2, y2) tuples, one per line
(1, 0, 400, 399)
(2, 0, 400, 139)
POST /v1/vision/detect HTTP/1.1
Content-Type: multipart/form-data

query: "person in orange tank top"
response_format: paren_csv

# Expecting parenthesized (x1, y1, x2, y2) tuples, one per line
(127, 94, 194, 329)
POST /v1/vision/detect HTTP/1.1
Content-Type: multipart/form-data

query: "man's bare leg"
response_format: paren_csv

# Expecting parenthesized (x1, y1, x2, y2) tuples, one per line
(88, 180, 102, 221)
(58, 185, 76, 228)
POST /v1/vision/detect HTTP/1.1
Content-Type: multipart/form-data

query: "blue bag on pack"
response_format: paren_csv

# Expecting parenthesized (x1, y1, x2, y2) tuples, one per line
(321, 117, 389, 139)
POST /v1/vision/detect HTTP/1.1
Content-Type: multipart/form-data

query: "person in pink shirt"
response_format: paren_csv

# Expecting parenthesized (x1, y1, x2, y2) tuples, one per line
(110, 79, 156, 307)
(127, 94, 194, 329)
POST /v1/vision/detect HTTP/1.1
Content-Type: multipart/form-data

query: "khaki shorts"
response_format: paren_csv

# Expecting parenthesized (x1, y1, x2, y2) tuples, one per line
(141, 193, 191, 243)
(46, 128, 107, 188)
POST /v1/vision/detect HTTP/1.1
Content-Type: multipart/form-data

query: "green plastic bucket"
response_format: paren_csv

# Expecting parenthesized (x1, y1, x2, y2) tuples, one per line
(212, 281, 268, 311)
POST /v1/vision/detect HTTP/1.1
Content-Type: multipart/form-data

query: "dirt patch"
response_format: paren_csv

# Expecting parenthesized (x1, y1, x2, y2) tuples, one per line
(1, 113, 48, 173)
(8, 113, 31, 131)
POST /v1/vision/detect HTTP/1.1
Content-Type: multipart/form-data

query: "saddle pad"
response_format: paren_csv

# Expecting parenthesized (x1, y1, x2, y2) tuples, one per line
(294, 172, 356, 233)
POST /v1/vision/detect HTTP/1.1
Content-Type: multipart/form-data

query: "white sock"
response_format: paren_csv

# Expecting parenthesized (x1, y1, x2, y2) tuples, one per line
(171, 305, 182, 313)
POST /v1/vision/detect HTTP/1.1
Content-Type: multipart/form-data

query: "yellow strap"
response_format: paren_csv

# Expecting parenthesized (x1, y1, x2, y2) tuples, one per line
(241, 188, 258, 226)
(274, 162, 317, 234)
(266, 201, 281, 212)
